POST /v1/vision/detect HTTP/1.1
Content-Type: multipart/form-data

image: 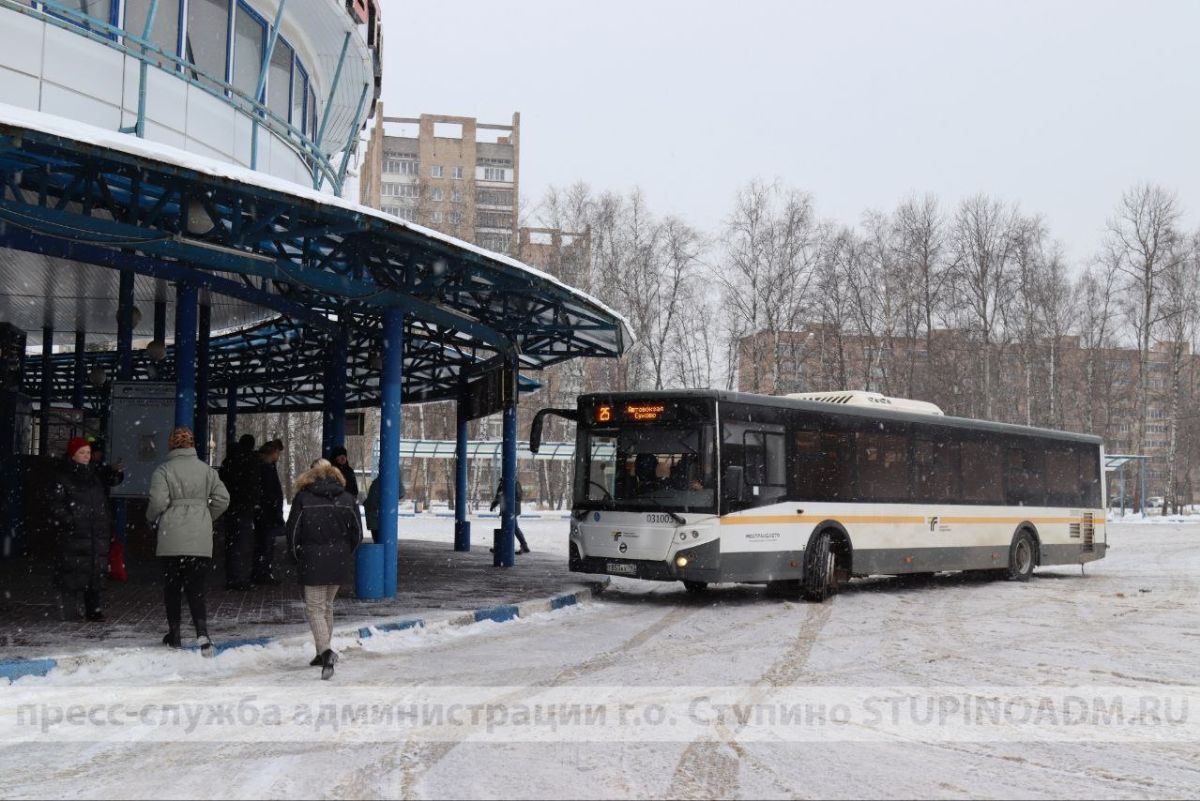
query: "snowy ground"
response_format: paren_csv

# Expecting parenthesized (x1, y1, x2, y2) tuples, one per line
(2, 521, 1199, 799)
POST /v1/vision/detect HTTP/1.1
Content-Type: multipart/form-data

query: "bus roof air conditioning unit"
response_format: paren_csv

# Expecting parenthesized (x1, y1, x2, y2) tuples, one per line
(785, 390, 945, 416)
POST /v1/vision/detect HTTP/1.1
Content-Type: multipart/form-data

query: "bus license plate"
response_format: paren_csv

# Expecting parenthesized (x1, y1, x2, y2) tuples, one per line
(607, 563, 637, 576)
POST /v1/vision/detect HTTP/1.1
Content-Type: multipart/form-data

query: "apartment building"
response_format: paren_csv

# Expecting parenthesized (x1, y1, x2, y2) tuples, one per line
(360, 106, 520, 253)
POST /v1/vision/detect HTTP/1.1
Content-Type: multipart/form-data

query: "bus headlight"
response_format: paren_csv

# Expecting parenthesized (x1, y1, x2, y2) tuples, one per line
(675, 556, 689, 568)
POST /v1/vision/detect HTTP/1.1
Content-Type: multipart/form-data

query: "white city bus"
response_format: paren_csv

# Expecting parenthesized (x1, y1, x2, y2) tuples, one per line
(531, 390, 1107, 601)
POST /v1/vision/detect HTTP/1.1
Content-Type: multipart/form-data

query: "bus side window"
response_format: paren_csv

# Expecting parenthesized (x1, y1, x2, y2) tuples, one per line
(1004, 444, 1045, 506)
(791, 429, 853, 502)
(915, 437, 957, 503)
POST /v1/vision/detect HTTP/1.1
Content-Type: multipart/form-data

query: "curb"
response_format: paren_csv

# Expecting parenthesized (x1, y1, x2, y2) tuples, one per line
(0, 580, 609, 684)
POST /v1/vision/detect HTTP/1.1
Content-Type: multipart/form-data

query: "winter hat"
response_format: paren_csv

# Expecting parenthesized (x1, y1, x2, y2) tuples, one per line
(168, 427, 195, 451)
(330, 446, 348, 459)
(66, 437, 90, 459)
(237, 434, 256, 452)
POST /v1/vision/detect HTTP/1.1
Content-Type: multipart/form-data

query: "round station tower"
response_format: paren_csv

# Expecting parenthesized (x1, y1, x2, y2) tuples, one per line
(0, 0, 380, 194)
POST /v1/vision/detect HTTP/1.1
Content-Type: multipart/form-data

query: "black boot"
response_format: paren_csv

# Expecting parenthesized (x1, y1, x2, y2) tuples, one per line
(162, 629, 182, 649)
(320, 649, 338, 680)
(309, 652, 323, 667)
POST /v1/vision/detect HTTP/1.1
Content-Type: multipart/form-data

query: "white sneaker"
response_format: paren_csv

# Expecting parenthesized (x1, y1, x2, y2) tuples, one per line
(197, 636, 215, 658)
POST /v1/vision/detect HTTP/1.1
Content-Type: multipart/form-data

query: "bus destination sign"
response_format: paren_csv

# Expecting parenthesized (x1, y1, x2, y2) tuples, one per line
(593, 401, 677, 424)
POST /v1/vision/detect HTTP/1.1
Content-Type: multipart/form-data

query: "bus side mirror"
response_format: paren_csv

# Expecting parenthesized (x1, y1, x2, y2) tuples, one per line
(529, 408, 579, 454)
(722, 466, 745, 503)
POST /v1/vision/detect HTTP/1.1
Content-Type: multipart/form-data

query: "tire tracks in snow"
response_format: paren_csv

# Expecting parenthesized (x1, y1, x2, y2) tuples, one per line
(397, 601, 708, 799)
(665, 599, 836, 799)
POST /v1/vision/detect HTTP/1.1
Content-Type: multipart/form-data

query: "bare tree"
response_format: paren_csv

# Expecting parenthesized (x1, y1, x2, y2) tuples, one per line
(949, 194, 1020, 419)
(893, 194, 949, 398)
(717, 180, 821, 392)
(1105, 184, 1184, 458)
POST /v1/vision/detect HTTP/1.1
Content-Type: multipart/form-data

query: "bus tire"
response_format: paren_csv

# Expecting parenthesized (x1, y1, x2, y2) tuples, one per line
(682, 580, 708, 594)
(802, 531, 839, 602)
(1005, 529, 1037, 582)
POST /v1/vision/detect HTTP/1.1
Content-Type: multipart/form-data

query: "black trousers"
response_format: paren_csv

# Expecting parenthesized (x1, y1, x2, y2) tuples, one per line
(515, 523, 528, 550)
(162, 556, 209, 638)
(59, 585, 102, 619)
(252, 520, 279, 581)
(224, 514, 256, 586)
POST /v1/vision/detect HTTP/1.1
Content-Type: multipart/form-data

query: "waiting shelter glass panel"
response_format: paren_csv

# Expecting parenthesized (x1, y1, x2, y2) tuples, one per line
(185, 0, 230, 84)
(123, 0, 180, 63)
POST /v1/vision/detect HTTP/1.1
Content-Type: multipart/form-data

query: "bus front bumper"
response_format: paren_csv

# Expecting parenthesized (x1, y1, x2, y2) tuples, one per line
(570, 539, 723, 583)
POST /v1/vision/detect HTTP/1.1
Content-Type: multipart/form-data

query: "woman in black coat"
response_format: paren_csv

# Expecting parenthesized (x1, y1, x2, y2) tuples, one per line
(285, 460, 362, 679)
(50, 437, 113, 621)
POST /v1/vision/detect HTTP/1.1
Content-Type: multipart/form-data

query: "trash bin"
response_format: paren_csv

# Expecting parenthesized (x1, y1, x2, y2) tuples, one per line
(355, 542, 385, 599)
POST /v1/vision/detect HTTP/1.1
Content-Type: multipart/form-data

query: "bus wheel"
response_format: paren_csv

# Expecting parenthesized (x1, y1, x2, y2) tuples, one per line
(802, 531, 840, 602)
(1005, 530, 1037, 582)
(682, 580, 708, 594)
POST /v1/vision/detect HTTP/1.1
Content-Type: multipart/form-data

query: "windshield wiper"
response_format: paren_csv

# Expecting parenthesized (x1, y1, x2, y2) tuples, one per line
(667, 511, 686, 526)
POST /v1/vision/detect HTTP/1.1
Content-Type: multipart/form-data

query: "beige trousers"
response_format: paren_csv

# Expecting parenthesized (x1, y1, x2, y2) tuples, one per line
(302, 585, 339, 653)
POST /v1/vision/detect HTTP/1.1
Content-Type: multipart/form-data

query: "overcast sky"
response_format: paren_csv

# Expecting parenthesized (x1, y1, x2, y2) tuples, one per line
(381, 0, 1200, 267)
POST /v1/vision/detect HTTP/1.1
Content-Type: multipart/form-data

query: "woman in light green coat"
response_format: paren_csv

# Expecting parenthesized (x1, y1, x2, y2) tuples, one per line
(146, 427, 230, 654)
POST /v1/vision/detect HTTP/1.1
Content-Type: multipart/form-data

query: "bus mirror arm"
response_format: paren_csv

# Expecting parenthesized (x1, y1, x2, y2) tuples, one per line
(530, 408, 579, 454)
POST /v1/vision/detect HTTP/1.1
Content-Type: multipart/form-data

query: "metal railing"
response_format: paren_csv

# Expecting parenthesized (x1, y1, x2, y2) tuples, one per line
(2, 0, 352, 193)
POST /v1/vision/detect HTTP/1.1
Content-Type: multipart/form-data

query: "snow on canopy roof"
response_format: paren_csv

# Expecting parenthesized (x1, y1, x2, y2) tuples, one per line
(0, 102, 635, 355)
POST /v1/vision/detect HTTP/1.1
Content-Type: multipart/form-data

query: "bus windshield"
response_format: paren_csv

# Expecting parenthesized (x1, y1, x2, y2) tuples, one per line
(576, 424, 716, 513)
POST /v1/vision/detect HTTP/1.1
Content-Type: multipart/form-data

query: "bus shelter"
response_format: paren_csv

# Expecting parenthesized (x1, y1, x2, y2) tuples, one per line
(0, 104, 633, 596)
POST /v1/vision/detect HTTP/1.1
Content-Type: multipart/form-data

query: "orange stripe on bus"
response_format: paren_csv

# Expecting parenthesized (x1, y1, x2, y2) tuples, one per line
(721, 513, 1106, 526)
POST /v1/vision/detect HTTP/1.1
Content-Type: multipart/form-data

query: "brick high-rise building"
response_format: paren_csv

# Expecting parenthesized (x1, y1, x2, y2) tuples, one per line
(360, 106, 520, 253)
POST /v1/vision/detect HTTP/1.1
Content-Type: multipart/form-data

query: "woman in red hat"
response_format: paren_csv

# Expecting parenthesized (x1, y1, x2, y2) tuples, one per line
(48, 437, 113, 621)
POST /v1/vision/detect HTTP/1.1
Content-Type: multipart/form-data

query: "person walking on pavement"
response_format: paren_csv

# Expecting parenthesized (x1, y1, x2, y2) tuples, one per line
(87, 438, 127, 582)
(285, 460, 362, 680)
(146, 427, 230, 656)
(253, 440, 285, 585)
(328, 446, 359, 500)
(219, 434, 262, 591)
(490, 479, 530, 554)
(363, 468, 404, 541)
(49, 437, 117, 621)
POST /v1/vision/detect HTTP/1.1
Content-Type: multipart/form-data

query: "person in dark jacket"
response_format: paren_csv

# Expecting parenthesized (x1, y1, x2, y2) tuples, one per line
(329, 446, 359, 500)
(49, 437, 114, 621)
(253, 440, 285, 584)
(219, 434, 262, 590)
(489, 479, 530, 554)
(363, 468, 404, 539)
(285, 460, 362, 680)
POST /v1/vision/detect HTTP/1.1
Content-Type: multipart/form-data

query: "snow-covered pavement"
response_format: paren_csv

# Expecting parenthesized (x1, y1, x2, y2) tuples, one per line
(2, 521, 1199, 799)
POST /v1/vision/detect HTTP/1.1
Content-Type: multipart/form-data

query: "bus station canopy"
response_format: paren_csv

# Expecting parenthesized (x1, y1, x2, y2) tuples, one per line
(0, 103, 634, 412)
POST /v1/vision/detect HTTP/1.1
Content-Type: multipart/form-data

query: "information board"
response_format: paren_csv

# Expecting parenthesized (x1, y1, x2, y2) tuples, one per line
(107, 381, 177, 498)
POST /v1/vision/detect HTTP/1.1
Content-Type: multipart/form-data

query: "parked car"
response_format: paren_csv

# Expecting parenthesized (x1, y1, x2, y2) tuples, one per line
(1146, 496, 1165, 509)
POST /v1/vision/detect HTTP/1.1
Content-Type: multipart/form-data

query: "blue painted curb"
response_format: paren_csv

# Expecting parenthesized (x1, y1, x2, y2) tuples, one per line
(1, 580, 608, 683)
(0, 658, 58, 683)
(473, 604, 519, 624)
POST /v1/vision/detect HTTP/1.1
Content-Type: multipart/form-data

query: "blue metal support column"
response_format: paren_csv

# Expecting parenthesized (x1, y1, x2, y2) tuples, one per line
(71, 330, 86, 411)
(495, 353, 518, 568)
(39, 326, 53, 456)
(195, 299, 211, 462)
(378, 308, 404, 597)
(321, 330, 348, 456)
(174, 284, 198, 430)
(225, 384, 238, 457)
(454, 388, 471, 552)
(114, 269, 136, 548)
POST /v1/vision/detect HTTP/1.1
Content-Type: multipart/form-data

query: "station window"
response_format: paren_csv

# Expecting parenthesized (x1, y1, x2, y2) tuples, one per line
(232, 3, 265, 99)
(49, 0, 116, 37)
(267, 40, 293, 120)
(124, 0, 180, 61)
(184, 0, 230, 83)
(292, 64, 308, 130)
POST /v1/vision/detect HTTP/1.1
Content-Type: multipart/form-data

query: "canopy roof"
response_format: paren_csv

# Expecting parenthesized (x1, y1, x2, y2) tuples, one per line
(0, 104, 633, 411)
